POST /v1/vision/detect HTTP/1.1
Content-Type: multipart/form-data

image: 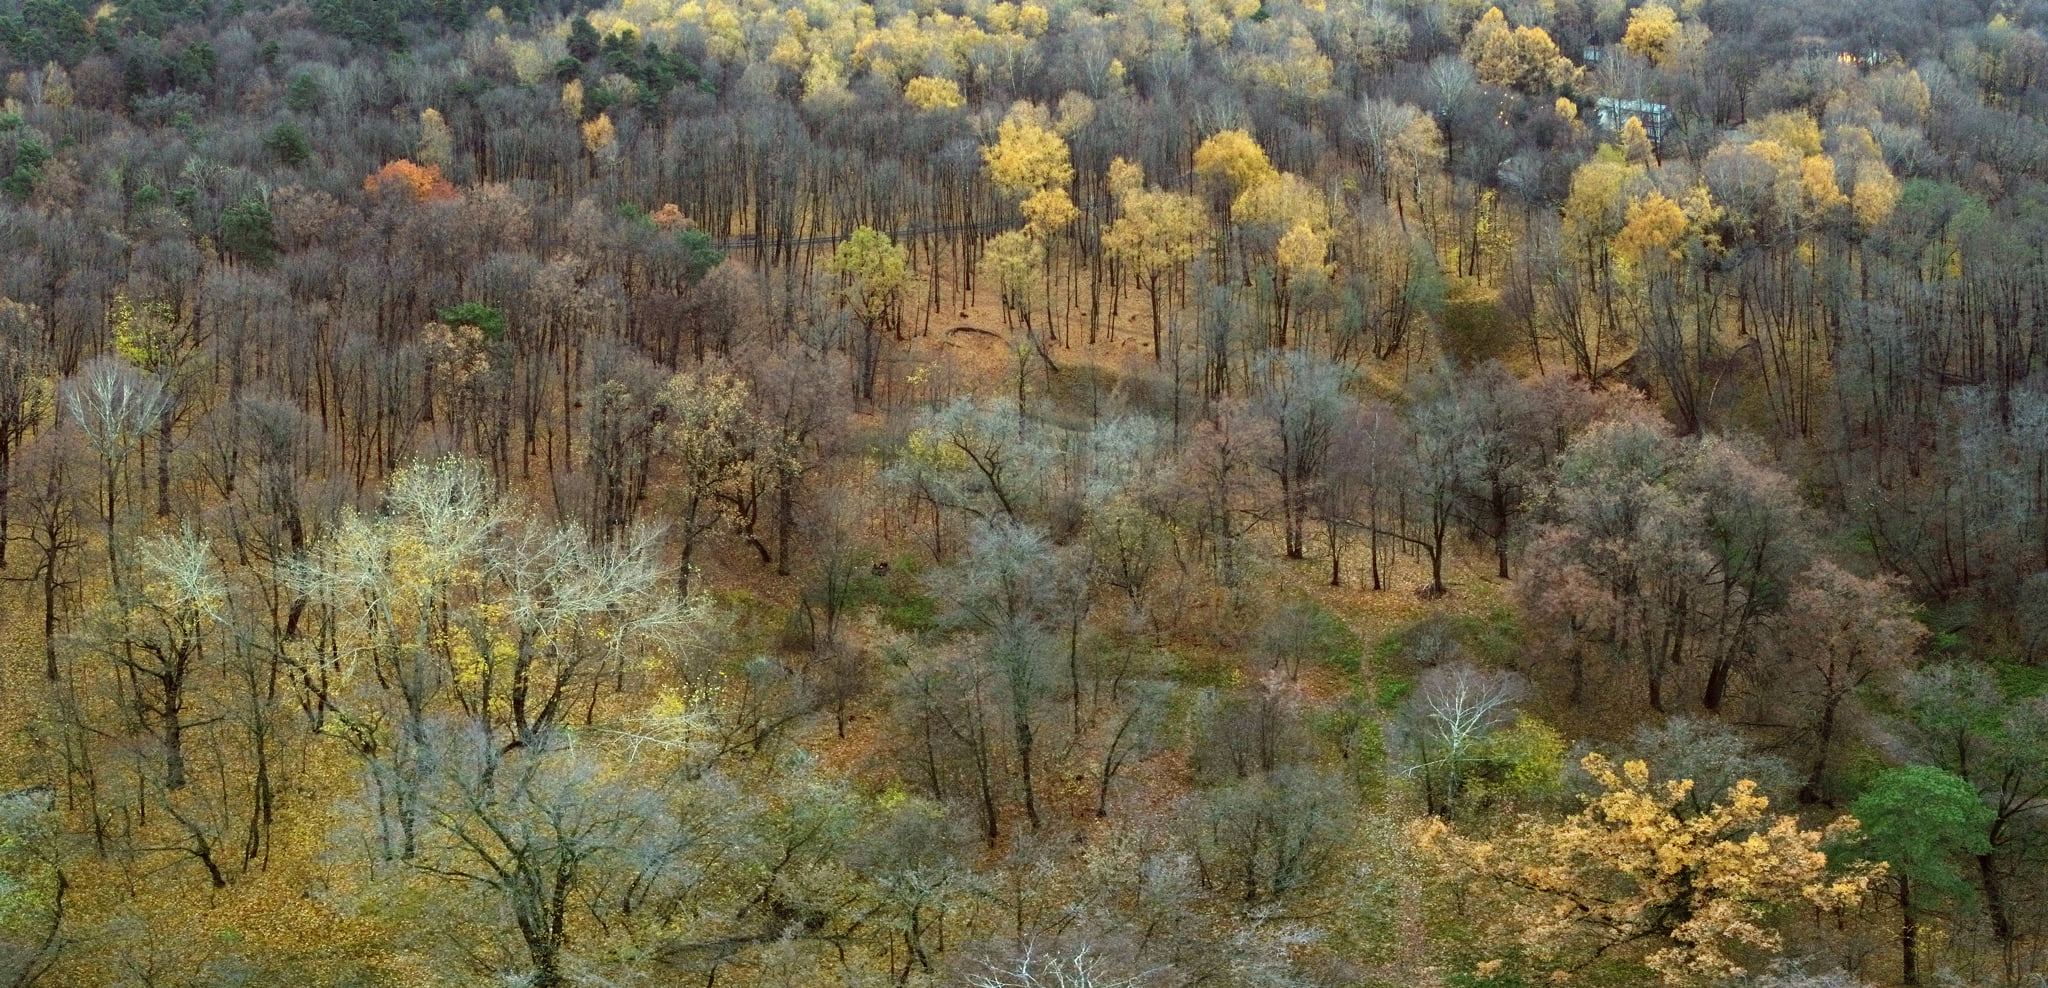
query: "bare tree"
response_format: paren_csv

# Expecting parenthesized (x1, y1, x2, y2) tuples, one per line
(1400, 370, 1472, 597)
(0, 786, 65, 988)
(1401, 662, 1527, 816)
(7, 434, 82, 681)
(968, 945, 1152, 988)
(932, 519, 1075, 832)
(0, 299, 50, 569)
(60, 357, 168, 595)
(1095, 682, 1168, 818)
(95, 526, 227, 792)
(1254, 351, 1350, 561)
(405, 720, 723, 988)
(1766, 560, 1925, 801)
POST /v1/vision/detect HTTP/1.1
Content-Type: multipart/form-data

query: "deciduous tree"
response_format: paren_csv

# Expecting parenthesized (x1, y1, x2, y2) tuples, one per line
(1418, 753, 1878, 983)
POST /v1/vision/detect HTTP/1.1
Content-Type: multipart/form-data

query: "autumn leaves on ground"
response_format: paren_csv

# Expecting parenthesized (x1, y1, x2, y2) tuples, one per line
(3, 0, 2048, 985)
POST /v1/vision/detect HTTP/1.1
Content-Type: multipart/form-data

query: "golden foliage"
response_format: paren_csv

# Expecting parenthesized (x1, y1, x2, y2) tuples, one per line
(1561, 158, 1640, 246)
(1868, 67, 1931, 124)
(826, 226, 911, 327)
(1020, 186, 1079, 236)
(1018, 1, 1049, 35)
(982, 105, 1075, 199)
(1275, 219, 1331, 277)
(1193, 128, 1277, 193)
(1417, 753, 1880, 983)
(1464, 7, 1577, 93)
(649, 202, 690, 229)
(1798, 154, 1846, 217)
(978, 228, 1045, 300)
(1106, 157, 1146, 200)
(1103, 186, 1207, 277)
(1621, 2, 1679, 64)
(1747, 111, 1823, 156)
(561, 77, 584, 120)
(1231, 31, 1336, 101)
(1615, 191, 1688, 263)
(1851, 161, 1900, 230)
(903, 75, 965, 109)
(581, 112, 617, 155)
(1388, 114, 1446, 186)
(1621, 115, 1654, 165)
(1230, 170, 1330, 238)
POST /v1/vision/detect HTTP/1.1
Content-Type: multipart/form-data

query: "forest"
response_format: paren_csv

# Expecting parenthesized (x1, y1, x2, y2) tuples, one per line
(0, 0, 2044, 984)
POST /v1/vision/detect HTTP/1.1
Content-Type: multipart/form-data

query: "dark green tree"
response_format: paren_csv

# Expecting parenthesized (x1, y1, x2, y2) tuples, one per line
(436, 302, 508, 342)
(263, 121, 311, 166)
(220, 196, 278, 267)
(566, 15, 601, 62)
(284, 73, 323, 113)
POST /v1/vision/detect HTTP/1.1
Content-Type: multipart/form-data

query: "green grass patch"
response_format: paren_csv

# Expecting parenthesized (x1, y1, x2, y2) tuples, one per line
(1260, 598, 1365, 674)
(1370, 608, 1524, 673)
(1162, 648, 1238, 689)
(1994, 660, 2048, 699)
(848, 558, 939, 635)
(878, 592, 938, 634)
(1375, 674, 1413, 710)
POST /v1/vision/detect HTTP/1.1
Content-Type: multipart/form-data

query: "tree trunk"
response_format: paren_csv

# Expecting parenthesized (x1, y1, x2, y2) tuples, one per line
(1703, 654, 1733, 715)
(163, 675, 186, 790)
(1014, 717, 1040, 830)
(1147, 274, 1164, 363)
(1802, 694, 1838, 802)
(1899, 876, 1919, 987)
(157, 406, 174, 518)
(775, 475, 795, 577)
(1978, 851, 2014, 963)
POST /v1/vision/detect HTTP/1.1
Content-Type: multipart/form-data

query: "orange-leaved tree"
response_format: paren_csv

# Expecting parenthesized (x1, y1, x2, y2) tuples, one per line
(1415, 753, 1880, 983)
(364, 159, 458, 203)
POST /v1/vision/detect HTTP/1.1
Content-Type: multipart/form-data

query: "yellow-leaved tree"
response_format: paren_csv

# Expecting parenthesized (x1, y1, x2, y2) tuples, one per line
(1620, 114, 1655, 165)
(1614, 190, 1689, 264)
(1415, 753, 1880, 983)
(1102, 162, 1207, 360)
(1231, 171, 1333, 345)
(982, 104, 1075, 199)
(827, 226, 911, 401)
(981, 104, 1074, 359)
(903, 75, 965, 110)
(1192, 128, 1277, 204)
(978, 229, 1048, 353)
(418, 107, 453, 170)
(1621, 2, 1680, 64)
(1463, 7, 1578, 94)
(581, 112, 617, 158)
(561, 77, 584, 121)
